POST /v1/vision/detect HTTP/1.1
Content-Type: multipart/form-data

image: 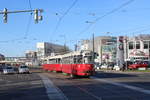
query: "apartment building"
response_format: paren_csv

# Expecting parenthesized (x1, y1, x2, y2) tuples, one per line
(80, 36, 117, 64)
(125, 34, 150, 61)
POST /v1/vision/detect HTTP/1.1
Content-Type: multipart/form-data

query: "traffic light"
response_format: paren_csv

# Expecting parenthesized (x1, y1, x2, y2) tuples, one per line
(38, 15, 43, 21)
(34, 9, 38, 23)
(3, 8, 7, 23)
(1, 8, 43, 24)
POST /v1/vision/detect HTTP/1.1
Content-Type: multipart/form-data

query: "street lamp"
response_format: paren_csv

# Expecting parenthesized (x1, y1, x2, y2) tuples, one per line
(85, 21, 95, 63)
(59, 34, 67, 53)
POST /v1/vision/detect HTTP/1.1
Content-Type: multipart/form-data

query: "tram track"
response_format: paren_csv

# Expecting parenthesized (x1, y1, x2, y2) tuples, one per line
(70, 82, 102, 100)
(65, 78, 134, 100)
(44, 72, 102, 100)
(43, 72, 133, 100)
(43, 72, 150, 100)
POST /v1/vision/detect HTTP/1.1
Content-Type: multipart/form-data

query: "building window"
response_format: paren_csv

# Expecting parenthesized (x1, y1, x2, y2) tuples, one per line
(149, 41, 150, 49)
(136, 41, 140, 49)
(129, 42, 134, 49)
(144, 41, 148, 49)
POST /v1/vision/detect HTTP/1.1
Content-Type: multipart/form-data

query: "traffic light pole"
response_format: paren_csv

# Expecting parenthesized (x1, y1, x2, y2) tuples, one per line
(0, 8, 43, 23)
(0, 9, 42, 14)
(92, 33, 95, 64)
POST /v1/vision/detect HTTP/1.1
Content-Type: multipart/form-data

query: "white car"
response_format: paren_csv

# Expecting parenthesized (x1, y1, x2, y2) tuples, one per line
(18, 66, 30, 74)
(113, 65, 121, 71)
(3, 67, 15, 74)
(101, 64, 108, 69)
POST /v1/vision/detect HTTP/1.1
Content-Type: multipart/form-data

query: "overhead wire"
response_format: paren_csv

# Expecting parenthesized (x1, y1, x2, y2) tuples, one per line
(23, 12, 32, 39)
(77, 0, 135, 36)
(28, 0, 32, 10)
(113, 24, 150, 34)
(51, 0, 78, 37)
(131, 27, 150, 34)
(0, 0, 33, 43)
(23, 0, 33, 39)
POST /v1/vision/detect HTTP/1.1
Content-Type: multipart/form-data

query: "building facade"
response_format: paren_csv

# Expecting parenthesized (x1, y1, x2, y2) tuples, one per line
(25, 51, 37, 59)
(25, 50, 38, 66)
(80, 36, 117, 64)
(37, 42, 70, 60)
(125, 34, 150, 62)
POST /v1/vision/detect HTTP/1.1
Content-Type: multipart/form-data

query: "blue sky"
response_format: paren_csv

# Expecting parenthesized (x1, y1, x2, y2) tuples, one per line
(0, 0, 150, 56)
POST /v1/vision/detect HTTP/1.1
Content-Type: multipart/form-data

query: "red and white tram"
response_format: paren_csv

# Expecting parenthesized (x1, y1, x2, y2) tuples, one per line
(42, 50, 95, 78)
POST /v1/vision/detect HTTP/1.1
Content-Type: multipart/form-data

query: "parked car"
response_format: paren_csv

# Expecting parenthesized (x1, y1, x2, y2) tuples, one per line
(18, 66, 30, 74)
(107, 62, 115, 70)
(0, 66, 4, 73)
(94, 63, 101, 70)
(3, 66, 15, 74)
(128, 62, 148, 69)
(113, 65, 121, 71)
(101, 64, 108, 69)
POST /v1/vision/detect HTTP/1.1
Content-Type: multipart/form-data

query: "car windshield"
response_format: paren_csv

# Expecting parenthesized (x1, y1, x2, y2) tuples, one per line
(6, 67, 13, 69)
(20, 66, 28, 68)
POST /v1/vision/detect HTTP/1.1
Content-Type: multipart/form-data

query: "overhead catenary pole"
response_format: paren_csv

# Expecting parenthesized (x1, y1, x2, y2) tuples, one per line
(116, 36, 125, 70)
(92, 33, 95, 64)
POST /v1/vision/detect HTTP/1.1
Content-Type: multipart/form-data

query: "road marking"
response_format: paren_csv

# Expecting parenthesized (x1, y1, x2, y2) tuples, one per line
(91, 76, 150, 95)
(39, 74, 68, 100)
(76, 85, 102, 100)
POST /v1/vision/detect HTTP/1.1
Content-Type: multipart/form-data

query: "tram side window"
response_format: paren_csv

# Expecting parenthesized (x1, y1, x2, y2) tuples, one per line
(62, 57, 71, 64)
(129, 42, 134, 49)
(62, 58, 66, 64)
(44, 60, 48, 64)
(48, 59, 56, 64)
(136, 41, 140, 49)
(57, 58, 61, 64)
(73, 56, 77, 64)
(55, 58, 61, 64)
(77, 55, 83, 64)
(70, 56, 74, 64)
(73, 55, 82, 64)
(84, 56, 92, 64)
(144, 41, 148, 49)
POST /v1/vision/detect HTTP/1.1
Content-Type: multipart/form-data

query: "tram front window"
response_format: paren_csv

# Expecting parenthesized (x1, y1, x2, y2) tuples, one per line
(84, 56, 92, 64)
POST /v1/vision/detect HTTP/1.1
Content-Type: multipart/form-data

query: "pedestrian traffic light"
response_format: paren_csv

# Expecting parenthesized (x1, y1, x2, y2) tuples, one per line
(34, 9, 38, 23)
(3, 8, 7, 23)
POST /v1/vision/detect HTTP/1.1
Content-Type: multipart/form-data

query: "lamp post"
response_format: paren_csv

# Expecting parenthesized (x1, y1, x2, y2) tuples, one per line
(59, 34, 67, 53)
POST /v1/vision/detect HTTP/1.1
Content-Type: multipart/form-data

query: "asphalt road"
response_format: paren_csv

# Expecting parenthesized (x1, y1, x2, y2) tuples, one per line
(0, 70, 150, 100)
(0, 73, 49, 100)
(43, 72, 150, 100)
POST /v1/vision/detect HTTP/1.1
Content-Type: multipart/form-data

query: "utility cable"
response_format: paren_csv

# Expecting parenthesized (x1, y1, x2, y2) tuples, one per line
(113, 24, 150, 34)
(0, 0, 33, 43)
(23, 0, 33, 39)
(51, 0, 78, 37)
(132, 27, 150, 34)
(77, 0, 134, 36)
(23, 12, 32, 39)
(28, 0, 32, 10)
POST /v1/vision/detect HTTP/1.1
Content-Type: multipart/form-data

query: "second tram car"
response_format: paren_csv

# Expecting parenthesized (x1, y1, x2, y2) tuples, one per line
(43, 50, 95, 78)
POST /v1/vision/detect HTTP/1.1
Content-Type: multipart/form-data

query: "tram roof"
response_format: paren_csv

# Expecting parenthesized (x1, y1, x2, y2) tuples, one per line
(45, 50, 92, 60)
(46, 55, 63, 59)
